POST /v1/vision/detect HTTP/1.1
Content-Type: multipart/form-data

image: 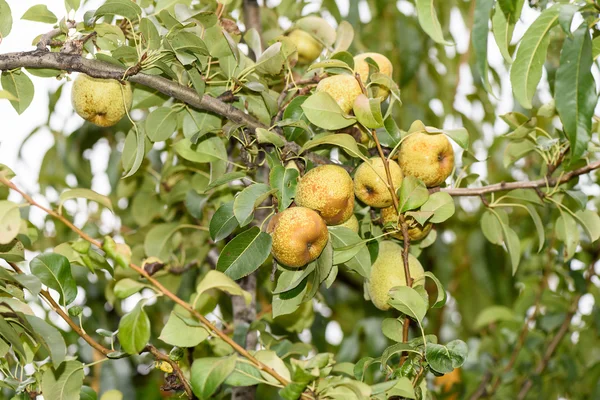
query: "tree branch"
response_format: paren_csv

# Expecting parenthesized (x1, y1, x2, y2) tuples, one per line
(0, 50, 333, 168)
(439, 159, 600, 196)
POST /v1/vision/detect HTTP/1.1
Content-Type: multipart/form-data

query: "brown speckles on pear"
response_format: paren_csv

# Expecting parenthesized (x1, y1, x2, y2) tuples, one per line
(71, 74, 133, 127)
(353, 157, 403, 208)
(399, 132, 454, 188)
(294, 165, 354, 225)
(267, 207, 328, 268)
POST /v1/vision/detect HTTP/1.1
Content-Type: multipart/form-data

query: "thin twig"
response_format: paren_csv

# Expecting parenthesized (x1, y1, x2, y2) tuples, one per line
(36, 21, 76, 51)
(145, 344, 193, 398)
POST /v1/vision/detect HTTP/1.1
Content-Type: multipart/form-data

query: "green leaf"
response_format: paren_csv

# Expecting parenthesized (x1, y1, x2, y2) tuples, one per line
(556, 212, 579, 260)
(94, 0, 142, 21)
(79, 386, 97, 400)
(295, 16, 336, 47)
(209, 202, 238, 242)
(270, 165, 299, 211)
(145, 107, 178, 142)
(65, 0, 81, 12)
(420, 192, 455, 223)
(492, 5, 516, 64)
(254, 42, 287, 75)
(301, 133, 365, 159)
(381, 318, 404, 342)
(353, 94, 383, 129)
(381, 343, 419, 367)
(174, 136, 227, 164)
(416, 0, 452, 45)
(499, 218, 521, 274)
(159, 312, 209, 347)
(425, 340, 467, 374)
(144, 223, 180, 261)
(329, 226, 365, 265)
(256, 127, 286, 147)
(282, 96, 310, 142)
(481, 209, 504, 245)
(58, 188, 113, 213)
(301, 92, 357, 130)
(21, 5, 57, 23)
(254, 350, 292, 383)
(510, 5, 560, 109)
(555, 23, 597, 162)
(0, 0, 12, 38)
(424, 271, 446, 308)
(113, 278, 147, 299)
(191, 355, 237, 399)
(0, 315, 25, 360)
(233, 183, 275, 226)
(524, 204, 545, 252)
(398, 176, 429, 213)
(217, 227, 272, 280)
(1, 70, 34, 114)
(196, 270, 251, 305)
(30, 253, 77, 306)
(25, 315, 67, 367)
(0, 200, 20, 245)
(224, 362, 263, 387)
(472, 0, 494, 91)
(272, 278, 308, 318)
(117, 300, 150, 354)
(473, 306, 515, 330)
(273, 264, 316, 294)
(442, 128, 469, 150)
(575, 209, 600, 242)
(0, 239, 25, 262)
(204, 171, 246, 192)
(388, 286, 427, 322)
(41, 361, 84, 400)
(122, 127, 148, 178)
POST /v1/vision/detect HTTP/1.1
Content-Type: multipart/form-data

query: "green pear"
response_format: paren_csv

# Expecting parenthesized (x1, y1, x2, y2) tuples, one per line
(399, 132, 454, 188)
(354, 157, 403, 208)
(367, 241, 425, 310)
(71, 74, 132, 127)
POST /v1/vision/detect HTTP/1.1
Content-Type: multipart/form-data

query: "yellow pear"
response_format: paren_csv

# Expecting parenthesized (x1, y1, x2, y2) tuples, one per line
(338, 214, 359, 233)
(399, 132, 454, 188)
(71, 74, 133, 127)
(367, 241, 425, 310)
(354, 52, 393, 99)
(295, 165, 354, 225)
(354, 157, 403, 208)
(316, 74, 363, 114)
(267, 207, 328, 268)
(380, 206, 432, 241)
(287, 29, 323, 65)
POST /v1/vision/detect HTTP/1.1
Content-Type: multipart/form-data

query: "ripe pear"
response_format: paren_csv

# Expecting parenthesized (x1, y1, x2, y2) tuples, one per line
(287, 29, 323, 65)
(71, 74, 133, 127)
(399, 132, 454, 187)
(354, 52, 393, 100)
(316, 74, 363, 114)
(338, 214, 359, 233)
(267, 207, 328, 268)
(367, 241, 425, 310)
(380, 206, 432, 241)
(295, 165, 354, 225)
(354, 157, 403, 208)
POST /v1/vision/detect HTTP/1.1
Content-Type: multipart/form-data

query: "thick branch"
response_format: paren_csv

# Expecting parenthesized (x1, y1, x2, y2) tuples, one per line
(440, 159, 600, 196)
(0, 50, 332, 168)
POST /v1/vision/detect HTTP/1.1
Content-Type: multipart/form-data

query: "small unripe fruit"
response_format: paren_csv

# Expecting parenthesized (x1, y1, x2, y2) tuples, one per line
(399, 132, 454, 188)
(354, 52, 393, 100)
(367, 241, 425, 310)
(267, 207, 328, 268)
(380, 206, 432, 241)
(71, 74, 133, 127)
(354, 157, 403, 208)
(287, 29, 323, 64)
(338, 214, 359, 233)
(316, 74, 363, 114)
(295, 165, 354, 225)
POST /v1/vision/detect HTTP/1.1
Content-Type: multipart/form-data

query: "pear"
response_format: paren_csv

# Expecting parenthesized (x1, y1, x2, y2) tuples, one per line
(354, 157, 403, 208)
(71, 74, 132, 127)
(295, 165, 354, 225)
(399, 132, 454, 188)
(287, 29, 323, 64)
(338, 214, 359, 233)
(367, 241, 425, 310)
(316, 74, 363, 114)
(267, 207, 328, 268)
(380, 206, 432, 241)
(354, 52, 393, 100)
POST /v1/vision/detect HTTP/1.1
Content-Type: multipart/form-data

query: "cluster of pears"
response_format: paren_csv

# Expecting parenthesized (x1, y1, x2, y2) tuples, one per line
(71, 74, 133, 127)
